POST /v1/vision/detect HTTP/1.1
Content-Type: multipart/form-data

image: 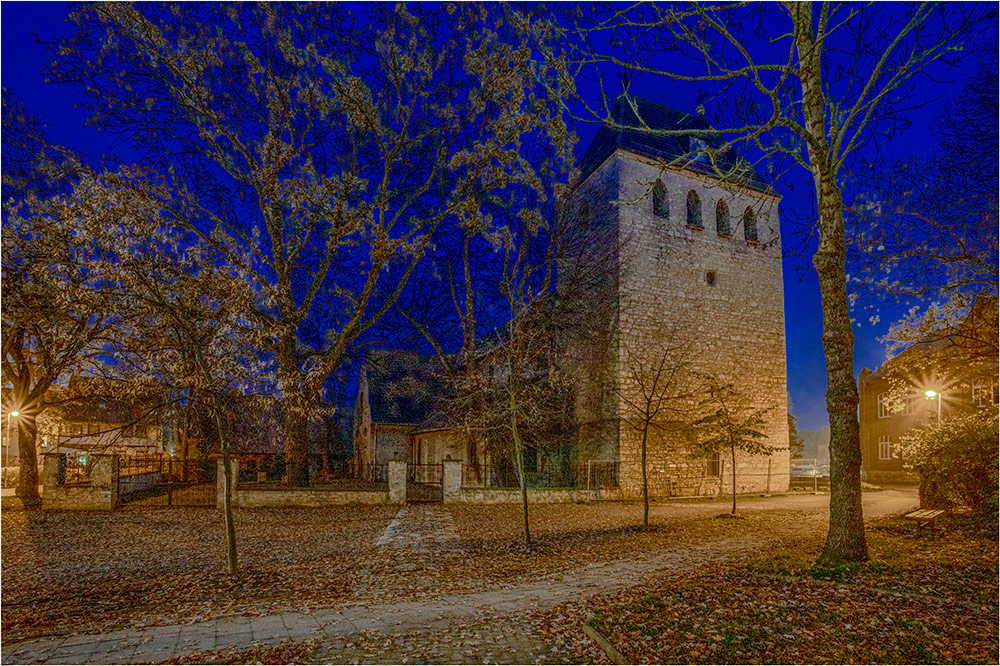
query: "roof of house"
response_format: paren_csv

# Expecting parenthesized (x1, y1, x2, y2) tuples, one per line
(577, 93, 772, 193)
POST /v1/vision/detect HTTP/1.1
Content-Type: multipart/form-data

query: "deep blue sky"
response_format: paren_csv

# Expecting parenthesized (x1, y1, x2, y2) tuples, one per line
(1, 2, 986, 430)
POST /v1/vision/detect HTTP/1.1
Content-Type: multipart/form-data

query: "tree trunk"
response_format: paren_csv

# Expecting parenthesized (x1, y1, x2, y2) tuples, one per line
(730, 443, 737, 515)
(16, 420, 40, 508)
(795, 5, 869, 567)
(511, 404, 531, 549)
(214, 411, 238, 576)
(277, 336, 309, 487)
(641, 422, 649, 527)
(284, 408, 309, 487)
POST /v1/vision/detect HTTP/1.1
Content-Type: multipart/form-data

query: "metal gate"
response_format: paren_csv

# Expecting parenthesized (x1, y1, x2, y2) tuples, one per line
(406, 463, 443, 502)
(118, 456, 217, 508)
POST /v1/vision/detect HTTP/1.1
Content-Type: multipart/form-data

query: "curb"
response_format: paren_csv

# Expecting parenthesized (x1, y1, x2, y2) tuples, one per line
(582, 614, 627, 665)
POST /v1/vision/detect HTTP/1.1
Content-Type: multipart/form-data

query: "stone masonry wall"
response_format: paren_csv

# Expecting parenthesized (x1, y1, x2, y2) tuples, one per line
(42, 454, 118, 511)
(560, 156, 622, 468)
(613, 150, 790, 497)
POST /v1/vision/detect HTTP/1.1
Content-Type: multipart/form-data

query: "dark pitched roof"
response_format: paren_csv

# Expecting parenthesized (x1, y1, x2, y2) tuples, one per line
(577, 94, 772, 193)
(365, 350, 450, 425)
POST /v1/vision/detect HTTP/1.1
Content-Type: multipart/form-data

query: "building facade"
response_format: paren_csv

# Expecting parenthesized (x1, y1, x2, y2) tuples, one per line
(561, 94, 790, 498)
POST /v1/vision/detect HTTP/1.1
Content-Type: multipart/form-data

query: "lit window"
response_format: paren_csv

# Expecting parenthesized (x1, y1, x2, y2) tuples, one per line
(87, 423, 101, 435)
(686, 190, 702, 228)
(878, 436, 892, 460)
(652, 180, 668, 218)
(68, 423, 84, 436)
(743, 207, 758, 242)
(716, 200, 730, 236)
(877, 393, 890, 418)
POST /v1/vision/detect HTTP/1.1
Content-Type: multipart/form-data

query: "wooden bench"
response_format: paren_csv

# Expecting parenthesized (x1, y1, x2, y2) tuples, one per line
(904, 508, 946, 534)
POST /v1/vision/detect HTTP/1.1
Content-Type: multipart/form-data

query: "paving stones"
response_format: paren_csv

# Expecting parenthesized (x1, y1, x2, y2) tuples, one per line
(376, 505, 461, 551)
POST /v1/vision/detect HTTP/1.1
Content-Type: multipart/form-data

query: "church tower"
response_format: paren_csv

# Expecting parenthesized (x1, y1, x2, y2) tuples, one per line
(562, 94, 790, 497)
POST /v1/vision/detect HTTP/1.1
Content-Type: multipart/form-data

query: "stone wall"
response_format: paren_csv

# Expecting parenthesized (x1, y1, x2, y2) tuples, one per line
(376, 425, 412, 466)
(42, 454, 118, 511)
(443, 461, 597, 503)
(216, 459, 404, 508)
(565, 149, 790, 498)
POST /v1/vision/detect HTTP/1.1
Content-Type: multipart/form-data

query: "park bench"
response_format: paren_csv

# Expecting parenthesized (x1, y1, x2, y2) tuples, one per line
(904, 508, 946, 534)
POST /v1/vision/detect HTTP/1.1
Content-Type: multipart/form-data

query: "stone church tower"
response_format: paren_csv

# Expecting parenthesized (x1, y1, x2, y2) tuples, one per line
(562, 94, 790, 498)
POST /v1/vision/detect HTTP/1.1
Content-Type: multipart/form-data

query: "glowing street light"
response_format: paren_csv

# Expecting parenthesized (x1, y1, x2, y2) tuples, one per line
(925, 389, 942, 421)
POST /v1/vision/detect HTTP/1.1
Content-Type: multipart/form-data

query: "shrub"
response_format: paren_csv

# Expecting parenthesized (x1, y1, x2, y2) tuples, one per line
(899, 409, 999, 515)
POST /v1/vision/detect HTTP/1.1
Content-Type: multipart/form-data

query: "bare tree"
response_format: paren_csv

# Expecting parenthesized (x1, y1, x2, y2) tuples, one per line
(617, 327, 704, 527)
(1, 103, 146, 505)
(48, 3, 574, 486)
(692, 382, 776, 516)
(527, 1, 990, 565)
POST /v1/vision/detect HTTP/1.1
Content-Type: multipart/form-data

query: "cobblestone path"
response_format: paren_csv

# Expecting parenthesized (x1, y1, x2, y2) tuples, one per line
(375, 504, 461, 550)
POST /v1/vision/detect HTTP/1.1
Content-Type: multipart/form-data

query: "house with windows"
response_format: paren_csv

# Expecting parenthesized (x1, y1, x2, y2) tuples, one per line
(858, 296, 999, 484)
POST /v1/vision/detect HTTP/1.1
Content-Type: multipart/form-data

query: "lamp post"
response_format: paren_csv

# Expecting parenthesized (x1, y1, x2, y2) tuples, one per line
(924, 389, 942, 422)
(4, 410, 19, 470)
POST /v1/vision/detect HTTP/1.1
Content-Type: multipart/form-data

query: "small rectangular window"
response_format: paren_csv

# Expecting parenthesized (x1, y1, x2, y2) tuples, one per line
(878, 437, 892, 460)
(68, 423, 84, 436)
(87, 423, 101, 435)
(877, 393, 890, 418)
(901, 396, 915, 415)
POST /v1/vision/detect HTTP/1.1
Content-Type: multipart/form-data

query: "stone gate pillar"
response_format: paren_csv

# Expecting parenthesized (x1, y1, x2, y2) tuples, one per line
(388, 460, 406, 504)
(443, 460, 462, 504)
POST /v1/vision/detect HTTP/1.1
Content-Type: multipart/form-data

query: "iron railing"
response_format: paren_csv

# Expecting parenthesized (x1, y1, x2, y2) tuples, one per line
(407, 463, 443, 485)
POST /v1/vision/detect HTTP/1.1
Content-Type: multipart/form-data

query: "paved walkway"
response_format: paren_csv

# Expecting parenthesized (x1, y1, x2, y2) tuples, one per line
(376, 505, 462, 551)
(1, 489, 919, 665)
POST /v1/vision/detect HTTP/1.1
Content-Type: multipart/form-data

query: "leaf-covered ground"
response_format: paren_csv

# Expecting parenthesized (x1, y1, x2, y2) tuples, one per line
(548, 514, 998, 664)
(2, 497, 846, 644)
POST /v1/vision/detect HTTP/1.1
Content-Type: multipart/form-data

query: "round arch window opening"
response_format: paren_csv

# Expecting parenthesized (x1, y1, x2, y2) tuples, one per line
(706, 270, 717, 286)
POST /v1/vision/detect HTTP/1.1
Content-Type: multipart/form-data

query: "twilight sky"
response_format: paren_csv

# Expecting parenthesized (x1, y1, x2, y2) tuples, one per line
(1, 2, 988, 430)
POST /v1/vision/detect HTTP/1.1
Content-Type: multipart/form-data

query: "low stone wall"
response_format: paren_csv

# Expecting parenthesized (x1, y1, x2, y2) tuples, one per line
(451, 486, 598, 504)
(216, 459, 403, 508)
(231, 487, 391, 507)
(865, 469, 919, 485)
(42, 455, 118, 511)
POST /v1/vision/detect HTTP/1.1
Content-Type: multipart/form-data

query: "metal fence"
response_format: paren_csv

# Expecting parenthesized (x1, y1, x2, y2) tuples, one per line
(234, 454, 387, 486)
(407, 463, 443, 485)
(461, 462, 584, 489)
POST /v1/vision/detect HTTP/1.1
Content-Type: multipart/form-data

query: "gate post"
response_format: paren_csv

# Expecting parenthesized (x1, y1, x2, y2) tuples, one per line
(388, 460, 406, 504)
(443, 460, 462, 504)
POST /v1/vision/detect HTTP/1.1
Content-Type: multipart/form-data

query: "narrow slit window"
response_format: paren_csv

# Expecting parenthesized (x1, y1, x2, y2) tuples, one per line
(743, 207, 758, 242)
(716, 200, 730, 235)
(686, 190, 702, 228)
(652, 180, 668, 218)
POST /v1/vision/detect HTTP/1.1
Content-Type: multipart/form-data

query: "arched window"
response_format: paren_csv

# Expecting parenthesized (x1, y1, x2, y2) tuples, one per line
(686, 190, 702, 228)
(652, 180, 668, 218)
(743, 207, 757, 241)
(715, 200, 730, 236)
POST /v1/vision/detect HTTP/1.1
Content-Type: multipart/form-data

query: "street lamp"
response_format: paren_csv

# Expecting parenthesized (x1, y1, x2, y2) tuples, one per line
(4, 410, 19, 470)
(924, 389, 942, 421)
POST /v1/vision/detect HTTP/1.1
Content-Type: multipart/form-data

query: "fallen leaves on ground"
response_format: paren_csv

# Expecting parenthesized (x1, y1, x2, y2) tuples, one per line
(1, 499, 826, 643)
(538, 514, 998, 665)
